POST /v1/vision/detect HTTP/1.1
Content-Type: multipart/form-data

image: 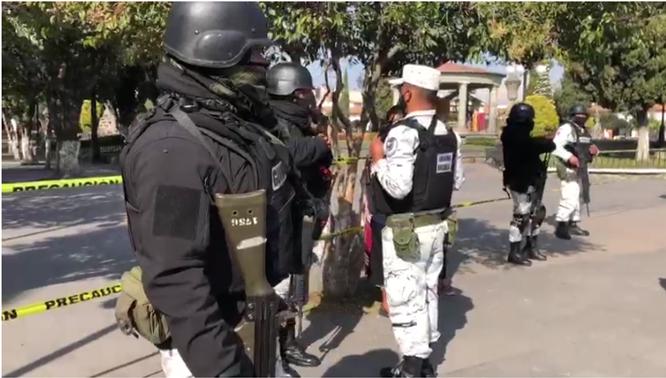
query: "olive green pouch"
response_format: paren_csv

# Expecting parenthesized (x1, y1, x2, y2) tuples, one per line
(554, 158, 568, 180)
(387, 214, 420, 262)
(114, 266, 170, 346)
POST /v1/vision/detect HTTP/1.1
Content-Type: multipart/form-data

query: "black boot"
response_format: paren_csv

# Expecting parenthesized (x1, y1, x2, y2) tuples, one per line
(555, 222, 571, 240)
(508, 242, 532, 266)
(380, 356, 424, 377)
(279, 321, 321, 367)
(524, 236, 547, 261)
(569, 221, 590, 236)
(422, 358, 436, 377)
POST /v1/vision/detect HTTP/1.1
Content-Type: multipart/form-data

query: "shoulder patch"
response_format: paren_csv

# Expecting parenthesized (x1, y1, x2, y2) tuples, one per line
(271, 161, 288, 190)
(385, 137, 398, 156)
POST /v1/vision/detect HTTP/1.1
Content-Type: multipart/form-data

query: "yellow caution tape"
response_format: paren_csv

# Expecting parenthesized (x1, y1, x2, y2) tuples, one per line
(333, 156, 370, 166)
(2, 175, 123, 193)
(1, 196, 510, 322)
(452, 197, 510, 208)
(318, 226, 364, 241)
(2, 284, 122, 322)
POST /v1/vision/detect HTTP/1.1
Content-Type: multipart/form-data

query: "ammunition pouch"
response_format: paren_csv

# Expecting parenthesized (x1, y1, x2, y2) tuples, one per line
(386, 214, 421, 262)
(114, 266, 170, 346)
(555, 158, 568, 180)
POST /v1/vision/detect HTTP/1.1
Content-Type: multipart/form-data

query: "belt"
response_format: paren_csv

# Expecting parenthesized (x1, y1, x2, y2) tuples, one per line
(386, 208, 451, 229)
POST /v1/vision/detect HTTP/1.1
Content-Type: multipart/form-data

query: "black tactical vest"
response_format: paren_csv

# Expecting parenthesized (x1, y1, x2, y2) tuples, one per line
(370, 116, 457, 216)
(121, 98, 298, 284)
(572, 123, 592, 164)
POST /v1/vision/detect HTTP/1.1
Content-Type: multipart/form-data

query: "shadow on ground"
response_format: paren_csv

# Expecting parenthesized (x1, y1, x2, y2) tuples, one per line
(2, 186, 125, 232)
(321, 348, 399, 377)
(659, 278, 666, 292)
(2, 224, 134, 303)
(4, 324, 118, 377)
(299, 280, 378, 365)
(449, 217, 603, 274)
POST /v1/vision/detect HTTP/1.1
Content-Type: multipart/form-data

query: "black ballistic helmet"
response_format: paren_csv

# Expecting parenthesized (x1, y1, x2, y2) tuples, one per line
(569, 104, 588, 117)
(266, 63, 314, 96)
(507, 102, 535, 124)
(164, 2, 271, 69)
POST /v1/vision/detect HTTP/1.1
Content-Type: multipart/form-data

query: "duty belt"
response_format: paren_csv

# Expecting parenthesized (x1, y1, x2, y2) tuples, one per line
(386, 208, 451, 228)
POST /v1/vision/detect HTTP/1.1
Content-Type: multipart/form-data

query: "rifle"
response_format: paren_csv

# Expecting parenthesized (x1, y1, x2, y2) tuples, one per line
(215, 190, 278, 377)
(528, 152, 551, 233)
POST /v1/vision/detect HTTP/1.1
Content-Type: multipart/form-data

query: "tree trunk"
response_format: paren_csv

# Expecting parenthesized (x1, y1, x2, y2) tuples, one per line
(522, 67, 529, 101)
(659, 103, 665, 147)
(91, 90, 101, 162)
(3, 110, 22, 161)
(321, 54, 366, 299)
(50, 94, 82, 176)
(635, 109, 650, 161)
(19, 101, 37, 165)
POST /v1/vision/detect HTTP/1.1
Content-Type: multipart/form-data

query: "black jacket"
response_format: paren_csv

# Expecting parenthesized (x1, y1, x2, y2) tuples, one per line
(270, 100, 332, 199)
(501, 123, 555, 193)
(120, 62, 287, 377)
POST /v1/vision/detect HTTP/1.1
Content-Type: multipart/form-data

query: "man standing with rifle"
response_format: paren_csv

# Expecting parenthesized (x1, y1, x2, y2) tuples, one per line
(501, 103, 556, 266)
(118, 3, 298, 376)
(553, 105, 600, 240)
(266, 62, 332, 370)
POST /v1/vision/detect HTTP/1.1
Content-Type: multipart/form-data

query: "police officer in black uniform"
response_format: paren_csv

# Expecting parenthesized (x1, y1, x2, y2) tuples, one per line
(265, 62, 331, 369)
(267, 62, 333, 201)
(501, 103, 556, 265)
(119, 3, 298, 376)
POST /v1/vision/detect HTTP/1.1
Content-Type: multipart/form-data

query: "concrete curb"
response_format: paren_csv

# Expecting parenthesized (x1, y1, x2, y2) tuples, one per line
(546, 167, 666, 175)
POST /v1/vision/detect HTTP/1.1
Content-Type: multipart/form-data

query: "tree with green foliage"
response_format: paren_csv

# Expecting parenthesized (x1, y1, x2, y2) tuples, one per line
(525, 94, 559, 137)
(553, 72, 593, 122)
(374, 78, 395, 129)
(478, 3, 565, 98)
(555, 3, 666, 160)
(2, 2, 168, 172)
(526, 63, 552, 97)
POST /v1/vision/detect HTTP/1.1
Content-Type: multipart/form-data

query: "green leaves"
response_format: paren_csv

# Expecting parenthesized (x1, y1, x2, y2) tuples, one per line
(557, 3, 666, 112)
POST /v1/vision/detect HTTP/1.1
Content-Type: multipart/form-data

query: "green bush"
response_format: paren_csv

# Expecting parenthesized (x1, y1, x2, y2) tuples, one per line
(464, 136, 498, 146)
(525, 94, 559, 137)
(79, 99, 105, 134)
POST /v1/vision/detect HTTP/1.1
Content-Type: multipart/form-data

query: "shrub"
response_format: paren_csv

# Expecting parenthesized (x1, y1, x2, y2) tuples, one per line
(79, 100, 105, 134)
(525, 94, 559, 137)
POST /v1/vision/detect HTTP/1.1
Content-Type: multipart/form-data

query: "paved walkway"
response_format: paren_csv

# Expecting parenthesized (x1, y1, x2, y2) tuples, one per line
(2, 163, 665, 376)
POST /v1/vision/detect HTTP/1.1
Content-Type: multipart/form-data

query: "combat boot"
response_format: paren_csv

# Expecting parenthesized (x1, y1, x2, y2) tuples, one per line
(508, 242, 532, 266)
(380, 356, 424, 377)
(279, 321, 321, 367)
(555, 222, 571, 240)
(524, 236, 547, 261)
(569, 221, 590, 236)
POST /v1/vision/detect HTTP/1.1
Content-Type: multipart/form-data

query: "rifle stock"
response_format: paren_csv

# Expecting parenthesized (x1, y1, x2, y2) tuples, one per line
(214, 190, 277, 377)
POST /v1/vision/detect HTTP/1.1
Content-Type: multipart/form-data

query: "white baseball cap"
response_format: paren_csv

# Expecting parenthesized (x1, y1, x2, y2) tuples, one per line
(394, 64, 441, 91)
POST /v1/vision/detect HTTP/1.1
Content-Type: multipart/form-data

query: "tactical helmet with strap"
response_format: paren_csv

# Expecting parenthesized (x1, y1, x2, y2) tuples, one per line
(164, 2, 271, 69)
